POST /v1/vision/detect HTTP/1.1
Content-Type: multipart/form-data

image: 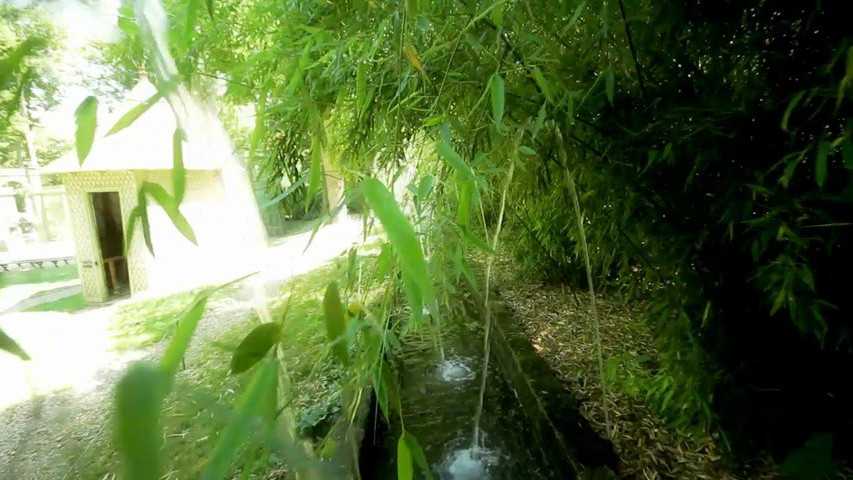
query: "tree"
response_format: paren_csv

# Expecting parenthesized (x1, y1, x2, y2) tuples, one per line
(0, 3, 60, 168)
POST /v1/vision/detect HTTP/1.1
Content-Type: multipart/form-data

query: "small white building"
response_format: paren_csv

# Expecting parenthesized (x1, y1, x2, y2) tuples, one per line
(43, 82, 266, 303)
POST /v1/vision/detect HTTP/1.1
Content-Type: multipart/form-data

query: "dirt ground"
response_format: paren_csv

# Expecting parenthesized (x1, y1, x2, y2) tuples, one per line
(490, 255, 779, 480)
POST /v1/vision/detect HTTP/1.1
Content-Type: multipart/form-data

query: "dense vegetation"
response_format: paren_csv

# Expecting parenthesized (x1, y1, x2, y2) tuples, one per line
(3, 0, 853, 478)
(169, 0, 851, 465)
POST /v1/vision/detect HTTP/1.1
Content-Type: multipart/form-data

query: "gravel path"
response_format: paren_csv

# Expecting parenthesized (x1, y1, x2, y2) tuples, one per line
(0, 219, 364, 480)
(0, 291, 258, 480)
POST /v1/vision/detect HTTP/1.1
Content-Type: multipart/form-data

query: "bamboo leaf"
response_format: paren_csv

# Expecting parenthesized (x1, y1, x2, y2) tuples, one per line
(377, 242, 394, 279)
(816, 140, 830, 188)
(205, 0, 214, 17)
(230, 323, 282, 374)
(533, 102, 546, 138)
(490, 73, 505, 127)
(0, 327, 30, 360)
(490, 1, 504, 27)
(456, 178, 472, 226)
(566, 94, 574, 126)
(403, 432, 434, 480)
(605, 68, 615, 106)
(141, 182, 197, 245)
(403, 44, 424, 74)
(436, 140, 477, 184)
(372, 359, 400, 422)
(115, 362, 164, 480)
(519, 145, 537, 156)
(356, 63, 367, 117)
(531, 67, 553, 103)
(107, 93, 160, 136)
(172, 128, 186, 204)
(183, 0, 201, 45)
(781, 90, 806, 132)
(140, 202, 153, 256)
(397, 435, 413, 480)
(202, 361, 277, 480)
(160, 292, 210, 385)
(323, 281, 349, 365)
(771, 288, 786, 315)
(361, 178, 434, 313)
(417, 175, 435, 202)
(564, 0, 587, 33)
(127, 190, 154, 256)
(261, 173, 308, 209)
(307, 134, 324, 211)
(75, 96, 98, 164)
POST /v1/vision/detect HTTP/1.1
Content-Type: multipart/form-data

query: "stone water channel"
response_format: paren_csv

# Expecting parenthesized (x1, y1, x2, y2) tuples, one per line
(359, 289, 618, 479)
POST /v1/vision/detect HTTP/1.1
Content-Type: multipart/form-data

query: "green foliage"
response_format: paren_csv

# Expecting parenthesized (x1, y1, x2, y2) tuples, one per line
(202, 360, 278, 480)
(127, 181, 197, 255)
(115, 362, 165, 480)
(160, 291, 211, 382)
(362, 178, 435, 318)
(780, 433, 837, 480)
(74, 96, 98, 164)
(106, 92, 161, 136)
(398, 432, 433, 480)
(0, 3, 58, 155)
(490, 74, 505, 128)
(172, 128, 187, 203)
(323, 281, 349, 365)
(0, 327, 30, 360)
(230, 323, 282, 374)
(97, 0, 853, 472)
(397, 433, 413, 480)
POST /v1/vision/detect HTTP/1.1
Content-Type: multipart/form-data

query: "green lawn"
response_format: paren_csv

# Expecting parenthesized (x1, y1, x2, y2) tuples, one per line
(0, 265, 78, 289)
(111, 289, 202, 351)
(22, 293, 86, 313)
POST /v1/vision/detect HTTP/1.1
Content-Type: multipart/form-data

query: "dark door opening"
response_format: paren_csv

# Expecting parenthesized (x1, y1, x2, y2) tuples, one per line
(90, 191, 129, 298)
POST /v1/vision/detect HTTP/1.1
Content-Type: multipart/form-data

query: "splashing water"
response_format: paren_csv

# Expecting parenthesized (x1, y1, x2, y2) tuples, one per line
(440, 445, 500, 480)
(438, 356, 475, 383)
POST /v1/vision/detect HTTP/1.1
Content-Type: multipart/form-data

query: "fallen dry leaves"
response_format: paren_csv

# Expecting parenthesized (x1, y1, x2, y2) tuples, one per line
(490, 255, 778, 480)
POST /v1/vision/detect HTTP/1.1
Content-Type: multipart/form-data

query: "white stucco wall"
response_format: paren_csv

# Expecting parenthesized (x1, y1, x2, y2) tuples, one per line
(133, 170, 266, 294)
(60, 167, 266, 302)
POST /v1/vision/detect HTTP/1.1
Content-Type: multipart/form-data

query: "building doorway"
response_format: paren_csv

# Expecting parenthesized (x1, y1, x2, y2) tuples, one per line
(90, 191, 129, 298)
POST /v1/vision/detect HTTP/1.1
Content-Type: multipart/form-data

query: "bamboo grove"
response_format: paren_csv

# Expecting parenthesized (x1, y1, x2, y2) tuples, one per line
(59, 0, 853, 475)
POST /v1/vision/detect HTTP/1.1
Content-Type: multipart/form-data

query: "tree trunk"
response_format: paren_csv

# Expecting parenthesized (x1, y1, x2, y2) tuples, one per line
(20, 96, 48, 240)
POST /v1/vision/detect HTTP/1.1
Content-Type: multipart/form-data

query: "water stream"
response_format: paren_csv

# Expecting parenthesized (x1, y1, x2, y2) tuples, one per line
(360, 306, 558, 480)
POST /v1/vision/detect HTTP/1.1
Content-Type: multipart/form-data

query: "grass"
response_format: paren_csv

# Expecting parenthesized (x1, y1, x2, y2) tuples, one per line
(21, 292, 86, 313)
(92, 255, 360, 478)
(0, 265, 78, 289)
(111, 289, 202, 351)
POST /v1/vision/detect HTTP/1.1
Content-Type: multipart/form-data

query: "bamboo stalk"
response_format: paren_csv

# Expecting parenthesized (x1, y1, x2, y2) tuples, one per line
(555, 127, 612, 439)
(472, 159, 515, 448)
